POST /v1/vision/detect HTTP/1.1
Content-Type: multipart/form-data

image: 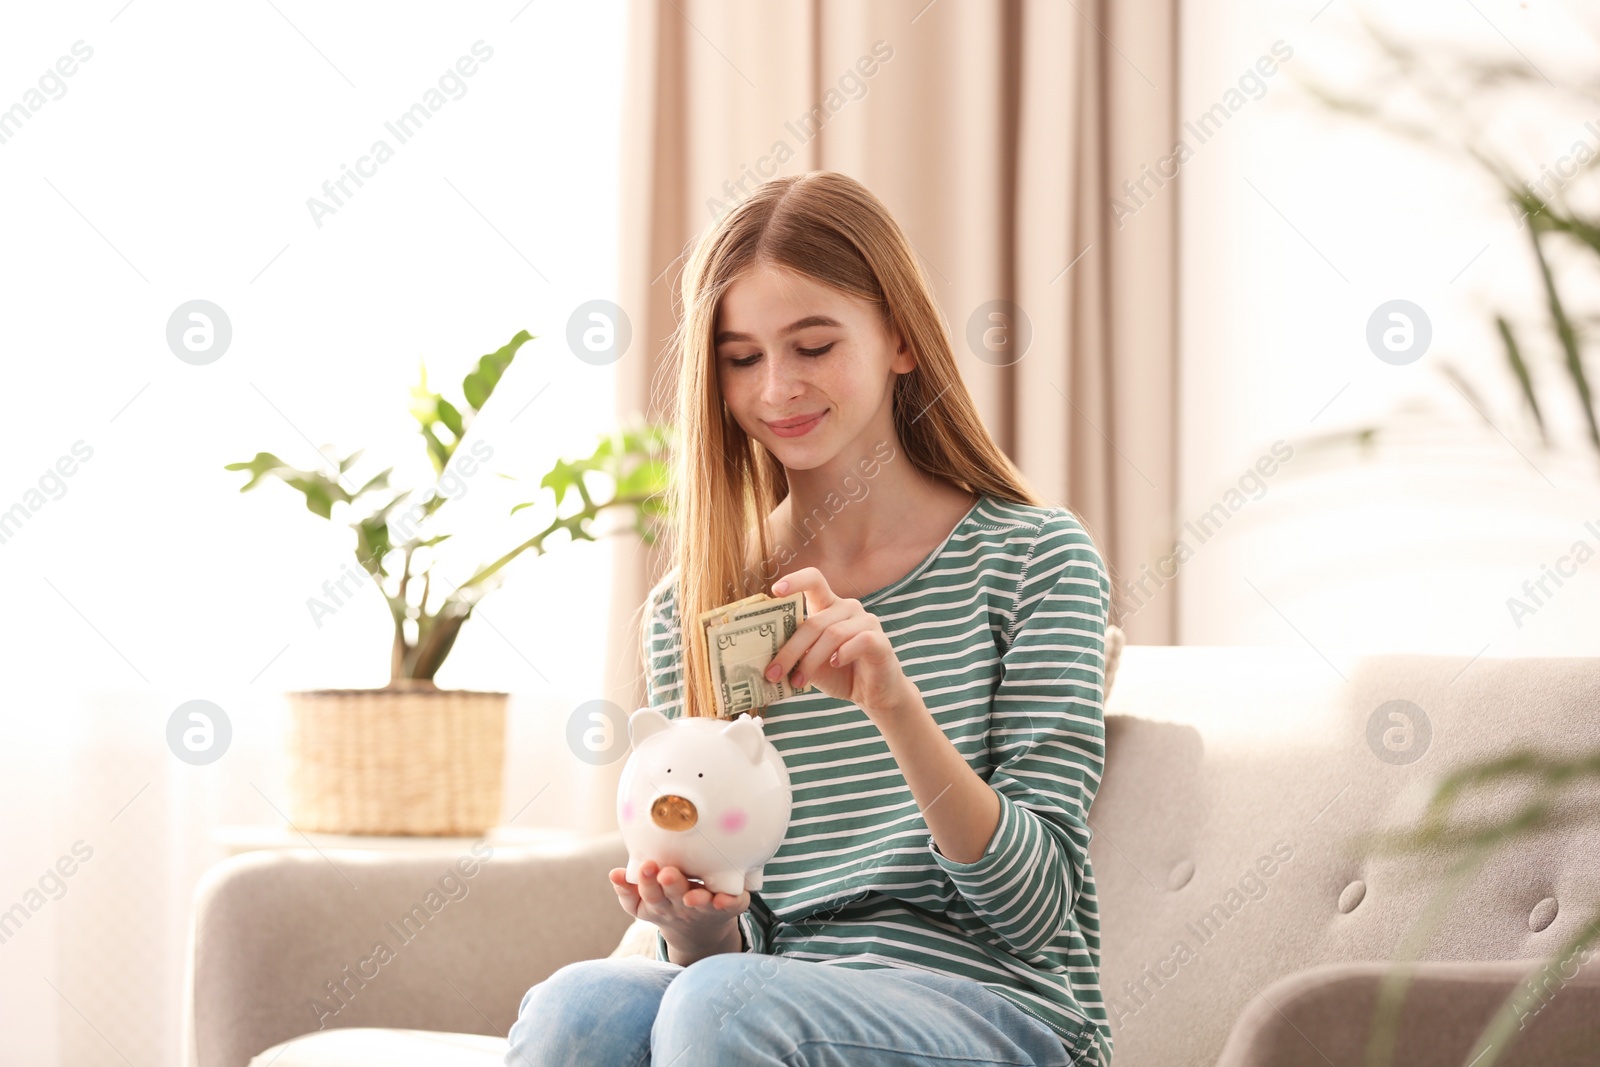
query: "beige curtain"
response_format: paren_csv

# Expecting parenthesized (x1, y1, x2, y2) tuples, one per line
(603, 0, 1180, 751)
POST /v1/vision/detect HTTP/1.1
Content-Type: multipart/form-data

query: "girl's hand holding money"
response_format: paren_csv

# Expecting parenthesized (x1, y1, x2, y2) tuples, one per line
(764, 568, 917, 720)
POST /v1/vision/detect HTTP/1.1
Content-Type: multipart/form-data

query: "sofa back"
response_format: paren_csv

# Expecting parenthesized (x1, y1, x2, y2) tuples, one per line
(1091, 646, 1600, 1067)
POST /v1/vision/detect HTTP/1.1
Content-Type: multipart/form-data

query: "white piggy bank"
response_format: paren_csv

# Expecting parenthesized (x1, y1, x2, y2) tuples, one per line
(617, 708, 792, 897)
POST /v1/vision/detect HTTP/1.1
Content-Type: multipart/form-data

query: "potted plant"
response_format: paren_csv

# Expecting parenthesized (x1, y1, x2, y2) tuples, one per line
(225, 329, 673, 835)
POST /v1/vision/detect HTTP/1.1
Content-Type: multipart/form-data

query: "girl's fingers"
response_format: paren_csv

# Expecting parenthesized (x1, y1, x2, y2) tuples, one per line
(773, 568, 840, 612)
(656, 864, 684, 904)
(630, 860, 731, 914)
(795, 620, 860, 685)
(636, 861, 664, 906)
(666, 868, 715, 908)
(770, 603, 853, 683)
(608, 869, 642, 918)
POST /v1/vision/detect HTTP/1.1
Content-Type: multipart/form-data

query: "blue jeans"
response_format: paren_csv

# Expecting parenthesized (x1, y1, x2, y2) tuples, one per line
(506, 952, 1076, 1066)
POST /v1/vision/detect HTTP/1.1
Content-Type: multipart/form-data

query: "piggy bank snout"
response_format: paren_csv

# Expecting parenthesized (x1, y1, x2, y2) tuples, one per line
(651, 794, 698, 831)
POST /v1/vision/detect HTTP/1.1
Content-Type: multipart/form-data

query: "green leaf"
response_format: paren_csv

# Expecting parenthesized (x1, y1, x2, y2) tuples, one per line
(338, 449, 365, 474)
(223, 452, 291, 492)
(355, 466, 394, 498)
(1526, 223, 1600, 455)
(1539, 206, 1600, 261)
(617, 457, 669, 498)
(352, 491, 421, 576)
(227, 452, 351, 518)
(437, 398, 465, 439)
(409, 359, 435, 425)
(353, 516, 394, 577)
(1494, 314, 1546, 447)
(508, 419, 675, 517)
(420, 424, 449, 475)
(462, 329, 534, 412)
(283, 475, 337, 519)
(539, 456, 587, 507)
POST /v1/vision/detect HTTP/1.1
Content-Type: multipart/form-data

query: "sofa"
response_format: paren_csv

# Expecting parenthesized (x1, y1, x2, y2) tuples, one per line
(183, 645, 1600, 1066)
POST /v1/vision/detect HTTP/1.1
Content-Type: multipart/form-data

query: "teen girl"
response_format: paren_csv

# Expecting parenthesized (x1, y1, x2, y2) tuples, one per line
(508, 170, 1113, 1067)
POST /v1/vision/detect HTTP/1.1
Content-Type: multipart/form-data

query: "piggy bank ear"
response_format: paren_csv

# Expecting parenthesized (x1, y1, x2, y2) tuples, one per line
(628, 707, 672, 748)
(723, 713, 766, 765)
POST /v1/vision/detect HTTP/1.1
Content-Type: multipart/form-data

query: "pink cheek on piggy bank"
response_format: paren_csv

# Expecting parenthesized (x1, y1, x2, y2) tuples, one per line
(621, 799, 634, 822)
(718, 809, 748, 834)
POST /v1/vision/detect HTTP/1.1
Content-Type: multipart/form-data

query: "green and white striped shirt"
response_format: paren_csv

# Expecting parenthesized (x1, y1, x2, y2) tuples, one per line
(645, 495, 1113, 1065)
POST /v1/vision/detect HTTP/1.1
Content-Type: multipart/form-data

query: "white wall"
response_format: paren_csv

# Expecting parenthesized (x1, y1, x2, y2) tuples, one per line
(1174, 0, 1600, 656)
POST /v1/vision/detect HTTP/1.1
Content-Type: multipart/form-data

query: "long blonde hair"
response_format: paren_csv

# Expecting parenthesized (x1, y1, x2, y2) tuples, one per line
(644, 170, 1043, 719)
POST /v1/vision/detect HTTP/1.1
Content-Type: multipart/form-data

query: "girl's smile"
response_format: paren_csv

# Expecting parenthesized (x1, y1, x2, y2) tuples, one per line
(766, 409, 828, 437)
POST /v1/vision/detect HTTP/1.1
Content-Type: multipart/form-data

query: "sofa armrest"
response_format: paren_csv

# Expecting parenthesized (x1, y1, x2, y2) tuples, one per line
(182, 832, 631, 1067)
(1215, 958, 1600, 1067)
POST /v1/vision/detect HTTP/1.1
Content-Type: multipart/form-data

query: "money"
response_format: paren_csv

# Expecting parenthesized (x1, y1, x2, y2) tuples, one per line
(698, 590, 811, 718)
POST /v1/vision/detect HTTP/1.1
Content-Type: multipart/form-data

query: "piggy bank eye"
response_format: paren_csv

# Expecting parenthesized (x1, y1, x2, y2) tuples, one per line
(698, 772, 704, 777)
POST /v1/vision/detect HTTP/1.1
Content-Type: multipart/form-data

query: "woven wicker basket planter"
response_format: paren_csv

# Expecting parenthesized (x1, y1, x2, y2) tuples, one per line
(286, 686, 509, 836)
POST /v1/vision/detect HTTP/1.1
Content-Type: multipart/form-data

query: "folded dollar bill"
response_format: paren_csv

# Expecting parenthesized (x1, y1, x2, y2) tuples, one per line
(697, 591, 811, 718)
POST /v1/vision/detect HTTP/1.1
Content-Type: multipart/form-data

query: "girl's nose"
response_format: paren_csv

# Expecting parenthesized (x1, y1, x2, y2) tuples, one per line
(760, 355, 802, 403)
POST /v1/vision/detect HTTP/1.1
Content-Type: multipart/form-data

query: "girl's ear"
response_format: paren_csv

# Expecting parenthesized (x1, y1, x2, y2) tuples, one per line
(722, 713, 766, 764)
(889, 325, 916, 374)
(628, 707, 672, 748)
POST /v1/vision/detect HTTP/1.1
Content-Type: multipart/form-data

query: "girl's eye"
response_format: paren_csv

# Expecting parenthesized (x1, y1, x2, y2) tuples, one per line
(729, 342, 834, 368)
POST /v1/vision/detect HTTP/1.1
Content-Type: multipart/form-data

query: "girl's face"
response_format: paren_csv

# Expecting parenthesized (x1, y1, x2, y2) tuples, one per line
(714, 261, 914, 471)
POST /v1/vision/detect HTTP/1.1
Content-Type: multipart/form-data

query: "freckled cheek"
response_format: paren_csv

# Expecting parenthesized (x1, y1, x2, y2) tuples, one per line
(716, 362, 748, 391)
(729, 400, 758, 433)
(718, 809, 748, 834)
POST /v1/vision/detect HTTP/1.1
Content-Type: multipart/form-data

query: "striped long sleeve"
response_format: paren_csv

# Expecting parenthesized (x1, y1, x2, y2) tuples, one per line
(632, 498, 1114, 1062)
(927, 511, 1109, 958)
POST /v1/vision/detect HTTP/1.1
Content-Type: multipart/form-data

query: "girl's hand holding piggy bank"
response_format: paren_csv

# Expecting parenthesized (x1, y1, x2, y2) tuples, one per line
(608, 859, 748, 960)
(612, 708, 792, 963)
